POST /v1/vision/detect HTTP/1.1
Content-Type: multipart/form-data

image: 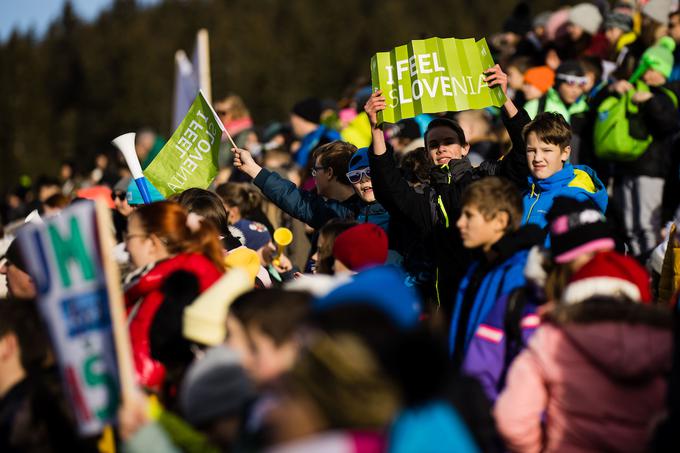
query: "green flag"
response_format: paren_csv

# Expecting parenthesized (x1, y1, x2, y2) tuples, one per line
(144, 91, 224, 197)
(370, 37, 506, 124)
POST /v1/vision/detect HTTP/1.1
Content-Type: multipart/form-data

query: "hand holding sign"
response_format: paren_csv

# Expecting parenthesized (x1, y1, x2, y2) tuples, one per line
(483, 64, 509, 97)
(365, 90, 387, 129)
(233, 147, 262, 179)
(484, 64, 518, 118)
(371, 37, 506, 124)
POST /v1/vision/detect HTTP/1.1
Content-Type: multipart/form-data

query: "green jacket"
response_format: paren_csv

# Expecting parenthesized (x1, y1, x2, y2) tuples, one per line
(524, 88, 588, 122)
(123, 408, 220, 453)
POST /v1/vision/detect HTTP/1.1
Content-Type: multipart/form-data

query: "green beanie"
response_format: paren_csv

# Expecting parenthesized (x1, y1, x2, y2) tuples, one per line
(639, 36, 676, 79)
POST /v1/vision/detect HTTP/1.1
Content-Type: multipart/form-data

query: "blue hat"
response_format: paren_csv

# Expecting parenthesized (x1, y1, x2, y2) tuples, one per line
(314, 266, 421, 329)
(389, 402, 479, 453)
(126, 179, 165, 205)
(233, 219, 272, 251)
(348, 147, 370, 172)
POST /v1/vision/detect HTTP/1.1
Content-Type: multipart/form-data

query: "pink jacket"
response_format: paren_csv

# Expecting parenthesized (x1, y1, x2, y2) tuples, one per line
(494, 301, 672, 453)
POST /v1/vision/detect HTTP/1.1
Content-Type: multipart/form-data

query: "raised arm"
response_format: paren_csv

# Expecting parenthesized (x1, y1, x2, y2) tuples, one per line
(365, 91, 434, 231)
(485, 65, 531, 187)
(367, 90, 388, 157)
(234, 148, 349, 228)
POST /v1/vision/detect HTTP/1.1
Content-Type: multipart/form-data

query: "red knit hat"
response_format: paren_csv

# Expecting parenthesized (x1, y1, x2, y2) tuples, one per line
(332, 223, 388, 272)
(562, 250, 652, 305)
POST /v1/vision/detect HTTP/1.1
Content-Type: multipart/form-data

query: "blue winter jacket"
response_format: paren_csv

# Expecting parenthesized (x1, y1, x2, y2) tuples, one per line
(461, 291, 540, 402)
(294, 126, 341, 167)
(448, 225, 544, 367)
(522, 162, 608, 229)
(449, 251, 529, 358)
(252, 168, 390, 231)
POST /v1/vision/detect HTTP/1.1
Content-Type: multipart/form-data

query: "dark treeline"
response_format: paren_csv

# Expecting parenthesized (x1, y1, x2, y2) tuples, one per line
(0, 0, 569, 192)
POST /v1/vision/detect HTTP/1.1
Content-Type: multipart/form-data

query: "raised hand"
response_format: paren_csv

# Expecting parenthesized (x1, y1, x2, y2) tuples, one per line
(233, 147, 262, 179)
(484, 64, 509, 97)
(485, 64, 518, 118)
(365, 90, 387, 129)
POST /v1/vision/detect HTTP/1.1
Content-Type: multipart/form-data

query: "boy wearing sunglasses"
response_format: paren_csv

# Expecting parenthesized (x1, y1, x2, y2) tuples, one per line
(234, 141, 389, 233)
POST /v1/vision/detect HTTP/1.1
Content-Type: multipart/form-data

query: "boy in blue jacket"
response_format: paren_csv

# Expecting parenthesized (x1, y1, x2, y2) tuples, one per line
(517, 112, 608, 229)
(234, 141, 390, 232)
(482, 66, 608, 230)
(448, 177, 545, 380)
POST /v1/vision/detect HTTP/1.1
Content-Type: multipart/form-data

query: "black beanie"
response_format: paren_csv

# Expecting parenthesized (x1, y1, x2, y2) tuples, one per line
(547, 197, 614, 263)
(4, 240, 29, 274)
(292, 98, 322, 124)
(503, 2, 532, 35)
(396, 119, 422, 140)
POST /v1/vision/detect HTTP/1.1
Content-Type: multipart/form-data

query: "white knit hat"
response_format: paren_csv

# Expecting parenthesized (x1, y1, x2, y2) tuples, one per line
(569, 3, 603, 35)
(643, 0, 673, 24)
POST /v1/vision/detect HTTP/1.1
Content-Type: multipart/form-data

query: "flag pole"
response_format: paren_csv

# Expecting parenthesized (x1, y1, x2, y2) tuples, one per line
(94, 200, 138, 403)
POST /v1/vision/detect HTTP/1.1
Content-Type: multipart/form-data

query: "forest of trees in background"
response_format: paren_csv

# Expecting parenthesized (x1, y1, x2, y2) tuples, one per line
(0, 0, 571, 192)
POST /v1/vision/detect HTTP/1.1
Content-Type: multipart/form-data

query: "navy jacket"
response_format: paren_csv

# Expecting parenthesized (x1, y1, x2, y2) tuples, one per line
(252, 168, 390, 231)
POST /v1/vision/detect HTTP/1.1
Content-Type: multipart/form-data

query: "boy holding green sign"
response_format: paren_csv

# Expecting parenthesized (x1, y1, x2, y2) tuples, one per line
(367, 64, 607, 315)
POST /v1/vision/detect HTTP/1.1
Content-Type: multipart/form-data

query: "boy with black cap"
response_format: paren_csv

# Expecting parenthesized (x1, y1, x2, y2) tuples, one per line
(365, 67, 532, 315)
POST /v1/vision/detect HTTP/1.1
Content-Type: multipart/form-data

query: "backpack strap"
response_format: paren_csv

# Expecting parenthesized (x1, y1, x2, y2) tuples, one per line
(537, 94, 548, 114)
(497, 286, 528, 392)
(658, 86, 679, 108)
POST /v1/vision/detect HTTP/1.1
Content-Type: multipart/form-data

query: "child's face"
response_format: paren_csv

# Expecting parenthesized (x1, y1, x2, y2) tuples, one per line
(522, 83, 543, 101)
(557, 81, 584, 105)
(605, 27, 624, 45)
(349, 168, 375, 203)
(456, 204, 506, 252)
(643, 69, 666, 87)
(526, 132, 570, 180)
(247, 324, 297, 385)
(507, 66, 525, 90)
(427, 126, 469, 166)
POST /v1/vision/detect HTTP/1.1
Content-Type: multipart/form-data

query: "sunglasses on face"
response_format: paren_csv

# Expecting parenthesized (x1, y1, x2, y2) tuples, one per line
(346, 167, 371, 184)
(111, 191, 127, 201)
(556, 74, 588, 88)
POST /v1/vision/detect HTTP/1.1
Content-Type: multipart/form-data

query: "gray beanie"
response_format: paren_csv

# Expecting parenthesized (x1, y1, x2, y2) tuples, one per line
(179, 345, 255, 427)
(113, 177, 131, 193)
(604, 12, 633, 32)
(533, 11, 553, 29)
(643, 0, 673, 24)
(569, 3, 603, 35)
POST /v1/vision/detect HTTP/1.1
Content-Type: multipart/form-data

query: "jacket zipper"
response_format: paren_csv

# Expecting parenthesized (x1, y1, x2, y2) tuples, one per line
(525, 184, 541, 223)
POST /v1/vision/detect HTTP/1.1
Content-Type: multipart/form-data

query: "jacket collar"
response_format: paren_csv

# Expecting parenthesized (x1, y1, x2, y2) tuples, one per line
(486, 224, 546, 266)
(528, 162, 575, 193)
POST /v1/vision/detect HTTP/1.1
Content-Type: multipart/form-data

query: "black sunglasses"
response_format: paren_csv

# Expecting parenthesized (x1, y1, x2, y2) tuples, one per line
(111, 191, 127, 201)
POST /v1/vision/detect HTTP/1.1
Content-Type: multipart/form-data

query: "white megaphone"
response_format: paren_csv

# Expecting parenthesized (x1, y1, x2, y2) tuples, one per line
(112, 132, 152, 204)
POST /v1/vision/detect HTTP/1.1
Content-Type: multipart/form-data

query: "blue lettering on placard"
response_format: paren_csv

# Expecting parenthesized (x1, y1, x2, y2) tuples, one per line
(31, 229, 52, 296)
(60, 289, 111, 337)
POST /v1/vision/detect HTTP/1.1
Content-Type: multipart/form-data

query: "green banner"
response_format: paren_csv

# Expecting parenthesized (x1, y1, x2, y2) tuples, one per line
(144, 91, 224, 197)
(370, 37, 506, 124)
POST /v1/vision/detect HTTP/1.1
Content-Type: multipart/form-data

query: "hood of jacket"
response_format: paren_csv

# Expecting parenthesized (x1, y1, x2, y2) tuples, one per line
(125, 253, 221, 307)
(524, 163, 608, 228)
(546, 299, 673, 381)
